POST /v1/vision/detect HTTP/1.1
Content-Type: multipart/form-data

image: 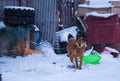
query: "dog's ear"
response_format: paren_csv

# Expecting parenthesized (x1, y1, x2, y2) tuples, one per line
(77, 31, 86, 38)
(76, 30, 86, 41)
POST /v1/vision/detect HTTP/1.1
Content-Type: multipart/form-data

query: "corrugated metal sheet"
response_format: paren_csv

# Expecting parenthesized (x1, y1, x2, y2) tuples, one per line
(28, 0, 57, 45)
(0, 0, 3, 21)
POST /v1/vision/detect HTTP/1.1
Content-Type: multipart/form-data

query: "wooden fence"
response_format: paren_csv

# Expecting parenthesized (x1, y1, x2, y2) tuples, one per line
(58, 0, 84, 28)
(0, 0, 84, 47)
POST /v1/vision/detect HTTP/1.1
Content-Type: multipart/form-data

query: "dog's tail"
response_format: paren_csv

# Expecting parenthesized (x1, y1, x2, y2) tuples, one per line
(68, 34, 74, 41)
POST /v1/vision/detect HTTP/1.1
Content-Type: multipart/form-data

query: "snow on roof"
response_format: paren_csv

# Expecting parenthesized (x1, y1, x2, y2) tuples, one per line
(78, 4, 113, 8)
(5, 6, 35, 11)
(86, 0, 120, 1)
(78, 0, 114, 8)
(84, 12, 116, 19)
(89, 0, 111, 5)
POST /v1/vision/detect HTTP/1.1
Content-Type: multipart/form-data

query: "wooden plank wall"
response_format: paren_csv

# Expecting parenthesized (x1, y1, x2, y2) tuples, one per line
(59, 0, 74, 27)
(58, 0, 85, 28)
(28, 0, 57, 46)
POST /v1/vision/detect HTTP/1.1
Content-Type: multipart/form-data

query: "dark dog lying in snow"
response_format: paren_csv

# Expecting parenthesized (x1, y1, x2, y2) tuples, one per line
(67, 34, 86, 69)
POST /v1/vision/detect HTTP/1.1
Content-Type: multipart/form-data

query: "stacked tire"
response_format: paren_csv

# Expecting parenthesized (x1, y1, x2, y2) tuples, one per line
(3, 6, 35, 26)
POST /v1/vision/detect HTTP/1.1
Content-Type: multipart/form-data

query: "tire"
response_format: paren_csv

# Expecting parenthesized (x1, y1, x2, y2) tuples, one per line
(4, 6, 35, 17)
(3, 16, 35, 26)
(3, 6, 35, 26)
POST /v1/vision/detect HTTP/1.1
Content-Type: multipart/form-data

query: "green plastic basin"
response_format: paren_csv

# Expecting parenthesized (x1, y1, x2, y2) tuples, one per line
(83, 55, 101, 64)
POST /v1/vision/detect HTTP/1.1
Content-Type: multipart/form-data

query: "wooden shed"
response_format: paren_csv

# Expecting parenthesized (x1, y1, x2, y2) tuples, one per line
(77, 0, 120, 52)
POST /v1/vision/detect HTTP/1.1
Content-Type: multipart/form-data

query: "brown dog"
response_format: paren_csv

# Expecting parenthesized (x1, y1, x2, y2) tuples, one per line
(67, 36, 85, 69)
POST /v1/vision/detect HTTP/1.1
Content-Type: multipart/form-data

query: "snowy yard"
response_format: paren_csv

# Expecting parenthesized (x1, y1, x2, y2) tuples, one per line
(0, 0, 120, 81)
(0, 41, 120, 81)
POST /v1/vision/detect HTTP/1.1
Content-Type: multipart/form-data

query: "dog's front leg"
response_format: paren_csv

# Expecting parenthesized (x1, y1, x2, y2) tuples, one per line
(79, 54, 84, 70)
(75, 57, 79, 69)
(70, 56, 73, 63)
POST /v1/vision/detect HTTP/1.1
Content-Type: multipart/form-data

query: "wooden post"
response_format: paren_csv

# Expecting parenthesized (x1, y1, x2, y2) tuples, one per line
(30, 31, 36, 50)
(21, 0, 28, 6)
(17, 39, 25, 56)
(80, 0, 85, 4)
(0, 32, 7, 56)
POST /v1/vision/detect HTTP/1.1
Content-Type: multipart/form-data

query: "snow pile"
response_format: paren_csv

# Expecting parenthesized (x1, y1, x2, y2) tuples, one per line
(56, 26, 78, 42)
(0, 21, 5, 28)
(59, 31, 70, 42)
(36, 41, 56, 57)
(103, 47, 119, 53)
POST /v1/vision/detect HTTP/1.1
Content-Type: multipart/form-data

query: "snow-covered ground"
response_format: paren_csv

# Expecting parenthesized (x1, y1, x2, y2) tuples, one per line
(0, 41, 120, 81)
(0, 0, 120, 81)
